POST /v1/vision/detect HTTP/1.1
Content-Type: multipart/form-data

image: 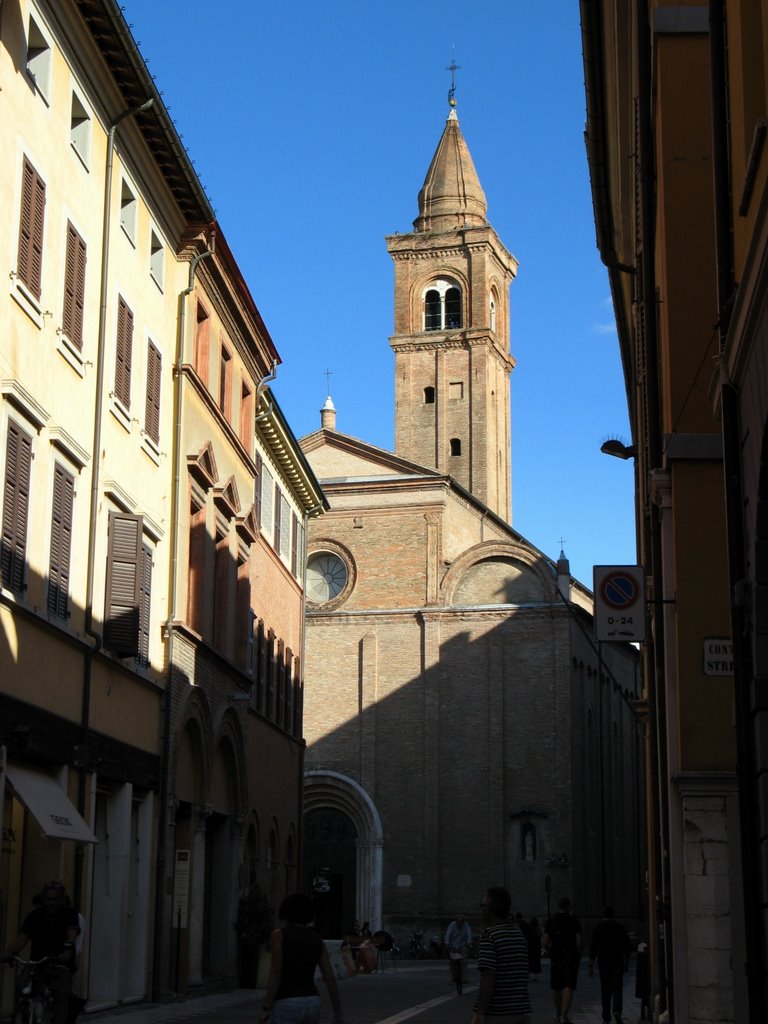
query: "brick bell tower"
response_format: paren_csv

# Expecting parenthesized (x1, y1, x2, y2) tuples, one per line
(386, 94, 518, 522)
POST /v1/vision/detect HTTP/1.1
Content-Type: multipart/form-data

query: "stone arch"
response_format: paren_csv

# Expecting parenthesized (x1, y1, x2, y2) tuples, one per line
(210, 708, 247, 817)
(173, 687, 215, 800)
(440, 539, 555, 607)
(304, 770, 384, 930)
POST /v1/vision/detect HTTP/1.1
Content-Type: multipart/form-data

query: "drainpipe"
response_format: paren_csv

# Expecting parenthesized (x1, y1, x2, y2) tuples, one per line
(709, 1, 764, 1017)
(151, 239, 214, 1000)
(75, 97, 154, 910)
(633, 1, 673, 1013)
(254, 363, 278, 423)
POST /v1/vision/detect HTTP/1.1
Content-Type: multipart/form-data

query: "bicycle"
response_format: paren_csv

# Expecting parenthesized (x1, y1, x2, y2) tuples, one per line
(6, 955, 66, 1024)
(408, 930, 427, 959)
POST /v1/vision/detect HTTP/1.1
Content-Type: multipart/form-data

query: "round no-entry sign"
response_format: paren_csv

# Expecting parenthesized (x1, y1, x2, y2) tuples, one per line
(600, 571, 640, 609)
(593, 565, 646, 642)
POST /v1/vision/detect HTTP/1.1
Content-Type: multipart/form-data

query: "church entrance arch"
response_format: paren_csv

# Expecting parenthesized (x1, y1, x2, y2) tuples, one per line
(303, 772, 383, 936)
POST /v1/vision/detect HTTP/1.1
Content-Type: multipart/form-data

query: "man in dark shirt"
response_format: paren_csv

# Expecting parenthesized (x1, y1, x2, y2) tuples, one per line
(588, 906, 631, 1023)
(543, 897, 582, 1024)
(472, 886, 531, 1024)
(3, 881, 80, 1024)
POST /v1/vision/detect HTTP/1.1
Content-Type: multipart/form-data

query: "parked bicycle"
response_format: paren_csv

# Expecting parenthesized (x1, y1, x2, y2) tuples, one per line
(408, 930, 427, 959)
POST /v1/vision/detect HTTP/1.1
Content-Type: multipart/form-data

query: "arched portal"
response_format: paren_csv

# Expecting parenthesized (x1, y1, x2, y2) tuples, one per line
(303, 771, 383, 935)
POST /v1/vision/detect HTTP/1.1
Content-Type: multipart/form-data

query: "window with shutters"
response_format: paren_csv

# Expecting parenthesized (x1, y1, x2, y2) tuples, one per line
(255, 618, 266, 713)
(276, 639, 285, 727)
(70, 92, 91, 167)
(254, 453, 263, 526)
(273, 488, 282, 554)
(293, 656, 302, 736)
(212, 523, 230, 654)
(47, 463, 74, 619)
(218, 343, 232, 419)
(26, 13, 52, 102)
(235, 548, 251, 671)
(17, 157, 46, 300)
(137, 542, 152, 667)
(290, 513, 299, 577)
(261, 464, 274, 537)
(187, 493, 206, 636)
(195, 301, 210, 383)
(62, 222, 86, 350)
(1, 421, 33, 595)
(279, 492, 291, 563)
(266, 629, 276, 720)
(144, 341, 162, 446)
(284, 648, 294, 731)
(103, 512, 143, 657)
(240, 380, 253, 449)
(120, 180, 137, 244)
(149, 230, 164, 290)
(114, 297, 133, 410)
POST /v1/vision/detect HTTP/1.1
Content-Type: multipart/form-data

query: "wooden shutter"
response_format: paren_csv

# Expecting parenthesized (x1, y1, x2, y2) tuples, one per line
(235, 555, 251, 670)
(187, 501, 206, 635)
(145, 341, 162, 444)
(17, 157, 46, 298)
(254, 453, 262, 526)
(285, 648, 293, 732)
(62, 222, 86, 349)
(255, 619, 265, 712)
(276, 639, 286, 728)
(279, 497, 291, 561)
(103, 511, 142, 656)
(213, 530, 230, 653)
(48, 463, 74, 618)
(273, 488, 282, 552)
(261, 465, 273, 536)
(114, 297, 133, 408)
(1, 422, 33, 593)
(266, 629, 276, 719)
(291, 513, 299, 576)
(138, 542, 152, 666)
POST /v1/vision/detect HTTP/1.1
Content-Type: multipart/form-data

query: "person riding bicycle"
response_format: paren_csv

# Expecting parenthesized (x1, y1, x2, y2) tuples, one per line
(444, 912, 472, 994)
(2, 881, 80, 1024)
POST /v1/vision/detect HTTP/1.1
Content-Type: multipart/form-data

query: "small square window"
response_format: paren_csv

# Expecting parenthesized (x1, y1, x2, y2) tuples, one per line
(149, 230, 164, 289)
(70, 92, 91, 167)
(120, 180, 137, 244)
(27, 14, 52, 102)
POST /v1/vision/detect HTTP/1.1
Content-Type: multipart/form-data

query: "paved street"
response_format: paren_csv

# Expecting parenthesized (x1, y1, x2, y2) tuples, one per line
(87, 958, 645, 1024)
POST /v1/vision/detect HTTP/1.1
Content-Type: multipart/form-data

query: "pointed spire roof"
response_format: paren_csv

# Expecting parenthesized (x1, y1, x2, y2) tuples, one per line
(414, 105, 487, 233)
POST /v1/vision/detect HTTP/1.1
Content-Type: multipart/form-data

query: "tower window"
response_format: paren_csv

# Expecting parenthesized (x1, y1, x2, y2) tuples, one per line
(424, 386, 435, 404)
(424, 290, 441, 330)
(450, 438, 462, 456)
(490, 295, 497, 332)
(423, 279, 463, 331)
(445, 287, 461, 328)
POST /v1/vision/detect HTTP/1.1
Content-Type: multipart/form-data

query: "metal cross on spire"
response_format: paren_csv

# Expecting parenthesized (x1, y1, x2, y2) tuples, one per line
(446, 48, 461, 108)
(323, 368, 333, 396)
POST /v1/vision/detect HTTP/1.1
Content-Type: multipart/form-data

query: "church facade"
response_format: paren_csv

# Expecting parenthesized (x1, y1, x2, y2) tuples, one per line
(299, 102, 643, 941)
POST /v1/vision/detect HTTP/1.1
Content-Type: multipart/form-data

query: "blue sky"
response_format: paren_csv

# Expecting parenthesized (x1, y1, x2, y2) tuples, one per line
(124, 0, 635, 588)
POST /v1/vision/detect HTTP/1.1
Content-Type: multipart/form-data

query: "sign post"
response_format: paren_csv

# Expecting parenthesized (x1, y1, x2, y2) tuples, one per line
(593, 565, 646, 642)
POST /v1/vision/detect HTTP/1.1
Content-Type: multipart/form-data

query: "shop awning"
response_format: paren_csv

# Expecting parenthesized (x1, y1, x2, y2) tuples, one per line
(5, 763, 98, 844)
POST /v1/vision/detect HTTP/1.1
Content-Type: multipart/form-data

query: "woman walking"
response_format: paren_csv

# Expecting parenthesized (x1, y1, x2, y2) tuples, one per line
(261, 893, 344, 1024)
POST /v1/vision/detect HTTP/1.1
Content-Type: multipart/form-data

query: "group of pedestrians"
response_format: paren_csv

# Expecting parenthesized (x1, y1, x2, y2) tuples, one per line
(2, 881, 632, 1024)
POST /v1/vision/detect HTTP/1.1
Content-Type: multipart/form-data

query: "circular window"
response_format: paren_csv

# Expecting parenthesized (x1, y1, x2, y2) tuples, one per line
(306, 551, 349, 604)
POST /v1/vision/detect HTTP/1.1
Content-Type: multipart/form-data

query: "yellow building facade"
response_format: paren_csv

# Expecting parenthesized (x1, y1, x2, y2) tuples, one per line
(0, 0, 324, 1011)
(581, 1, 768, 1019)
